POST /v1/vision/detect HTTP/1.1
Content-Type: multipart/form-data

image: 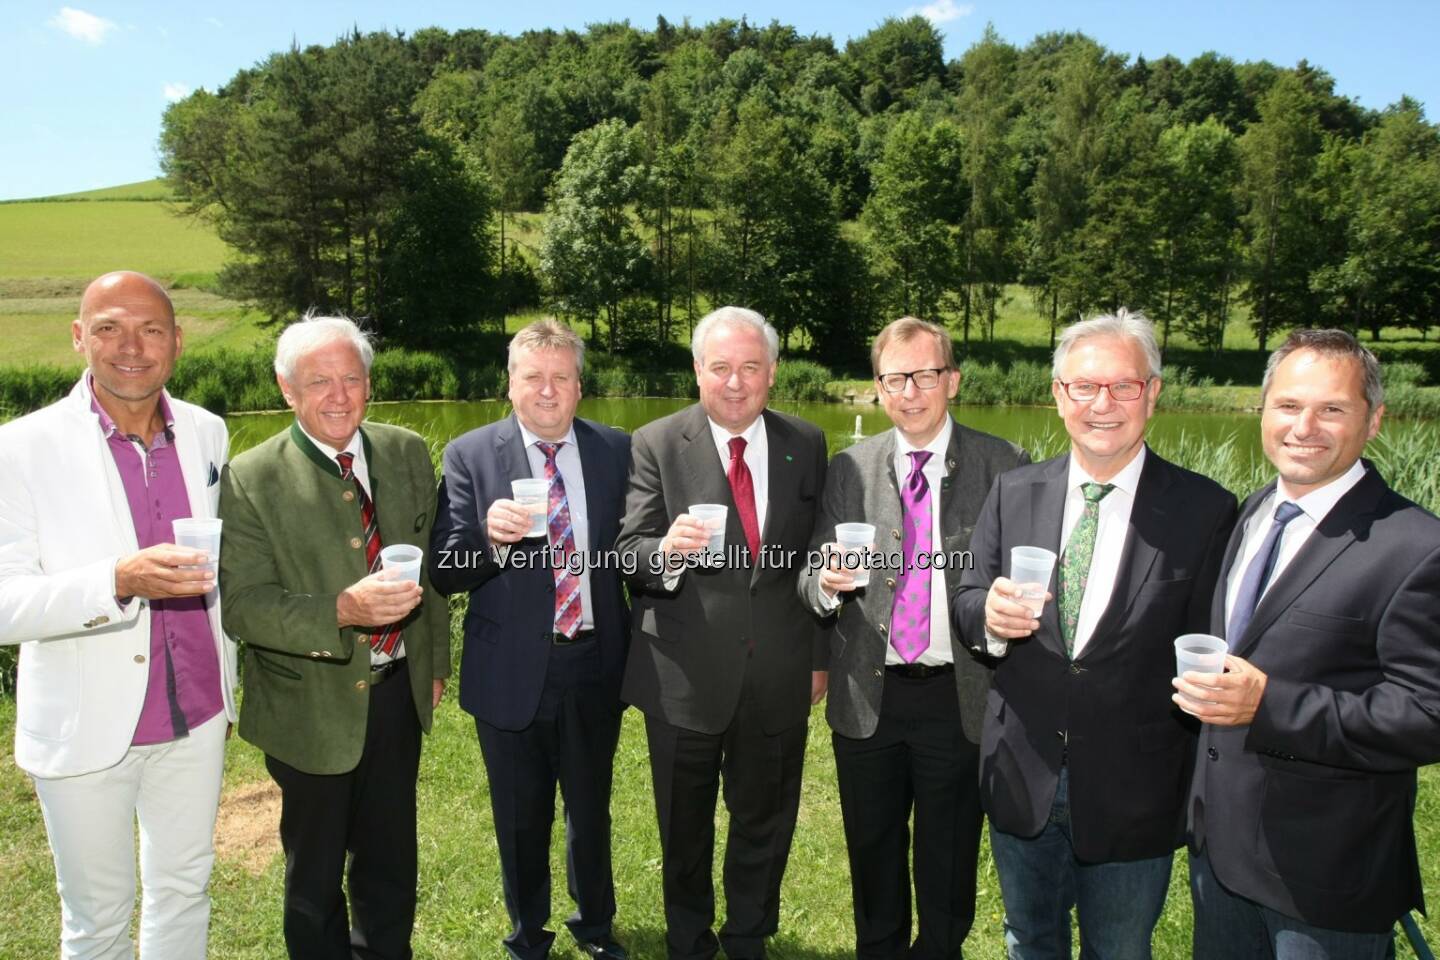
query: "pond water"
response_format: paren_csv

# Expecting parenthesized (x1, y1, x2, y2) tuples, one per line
(228, 397, 1434, 458)
(227, 397, 1287, 457)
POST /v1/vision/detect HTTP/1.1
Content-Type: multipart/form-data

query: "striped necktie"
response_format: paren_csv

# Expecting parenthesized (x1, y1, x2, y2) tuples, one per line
(336, 452, 402, 655)
(537, 441, 582, 639)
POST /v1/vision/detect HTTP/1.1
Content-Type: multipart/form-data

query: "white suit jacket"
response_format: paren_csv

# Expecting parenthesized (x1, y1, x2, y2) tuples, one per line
(0, 377, 237, 778)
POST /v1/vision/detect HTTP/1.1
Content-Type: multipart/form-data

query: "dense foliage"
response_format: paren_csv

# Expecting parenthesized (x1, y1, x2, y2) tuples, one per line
(160, 17, 1440, 361)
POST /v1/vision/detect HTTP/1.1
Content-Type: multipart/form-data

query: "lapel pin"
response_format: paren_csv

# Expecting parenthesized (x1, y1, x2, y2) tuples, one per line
(785, 454, 793, 462)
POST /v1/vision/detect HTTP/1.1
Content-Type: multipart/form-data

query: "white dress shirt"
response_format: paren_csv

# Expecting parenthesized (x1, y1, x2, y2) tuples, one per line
(1223, 459, 1367, 625)
(518, 421, 594, 631)
(297, 422, 402, 665)
(987, 445, 1147, 658)
(888, 419, 955, 666)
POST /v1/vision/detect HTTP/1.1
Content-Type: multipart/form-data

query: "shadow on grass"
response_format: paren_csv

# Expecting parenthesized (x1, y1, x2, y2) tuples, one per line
(608, 926, 853, 960)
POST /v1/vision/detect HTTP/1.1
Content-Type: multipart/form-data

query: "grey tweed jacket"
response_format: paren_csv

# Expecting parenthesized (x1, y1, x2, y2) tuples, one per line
(798, 417, 1028, 742)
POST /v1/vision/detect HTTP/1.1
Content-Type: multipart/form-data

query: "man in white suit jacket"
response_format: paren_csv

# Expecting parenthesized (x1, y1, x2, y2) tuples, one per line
(0, 272, 236, 960)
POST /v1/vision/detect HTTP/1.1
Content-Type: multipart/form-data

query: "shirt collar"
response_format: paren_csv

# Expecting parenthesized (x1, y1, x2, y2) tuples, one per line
(295, 420, 363, 464)
(85, 372, 175, 440)
(1067, 443, 1147, 497)
(894, 416, 953, 465)
(518, 419, 578, 450)
(1275, 458, 1367, 523)
(708, 413, 765, 449)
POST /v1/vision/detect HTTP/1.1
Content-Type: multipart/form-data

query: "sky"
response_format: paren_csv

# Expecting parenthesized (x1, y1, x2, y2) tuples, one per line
(4, 1, 1438, 201)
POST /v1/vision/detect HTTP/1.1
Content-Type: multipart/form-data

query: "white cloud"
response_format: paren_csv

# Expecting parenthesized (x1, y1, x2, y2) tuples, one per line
(905, 0, 974, 25)
(48, 7, 117, 45)
(163, 82, 191, 101)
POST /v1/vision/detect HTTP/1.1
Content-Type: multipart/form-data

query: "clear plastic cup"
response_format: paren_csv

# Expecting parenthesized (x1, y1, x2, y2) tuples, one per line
(511, 479, 548, 538)
(835, 522, 877, 587)
(172, 517, 222, 575)
(1009, 545, 1057, 616)
(688, 503, 728, 555)
(380, 544, 424, 584)
(1174, 633, 1228, 706)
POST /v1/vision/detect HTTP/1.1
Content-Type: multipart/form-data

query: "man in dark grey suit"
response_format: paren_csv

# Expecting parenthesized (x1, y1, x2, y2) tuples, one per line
(954, 311, 1235, 960)
(798, 316, 1027, 959)
(617, 306, 828, 960)
(1177, 329, 1440, 959)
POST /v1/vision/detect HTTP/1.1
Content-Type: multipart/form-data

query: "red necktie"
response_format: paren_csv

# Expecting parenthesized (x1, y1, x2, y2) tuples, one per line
(727, 436, 761, 561)
(336, 452, 402, 656)
(536, 441, 582, 639)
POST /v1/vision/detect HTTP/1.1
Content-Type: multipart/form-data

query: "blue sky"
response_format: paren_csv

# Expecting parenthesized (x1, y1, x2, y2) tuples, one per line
(4, 1, 1437, 200)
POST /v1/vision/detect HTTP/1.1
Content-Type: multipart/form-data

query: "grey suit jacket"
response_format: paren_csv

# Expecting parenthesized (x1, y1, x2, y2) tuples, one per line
(798, 417, 1028, 742)
(618, 403, 828, 736)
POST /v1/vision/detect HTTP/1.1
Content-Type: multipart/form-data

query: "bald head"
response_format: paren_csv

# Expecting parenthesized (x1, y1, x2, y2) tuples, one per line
(73, 271, 183, 423)
(79, 271, 174, 326)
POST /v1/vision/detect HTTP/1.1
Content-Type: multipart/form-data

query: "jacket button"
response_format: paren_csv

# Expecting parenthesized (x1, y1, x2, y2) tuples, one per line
(355, 680, 368, 691)
(343, 490, 355, 503)
(350, 537, 363, 549)
(1208, 747, 1219, 761)
(874, 668, 883, 677)
(309, 651, 321, 658)
(885, 578, 896, 589)
(133, 654, 146, 664)
(1069, 663, 1081, 674)
(879, 624, 888, 635)
(891, 529, 902, 540)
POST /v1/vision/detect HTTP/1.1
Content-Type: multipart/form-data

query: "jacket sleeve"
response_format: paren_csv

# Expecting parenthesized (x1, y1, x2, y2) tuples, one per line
(615, 428, 673, 594)
(428, 440, 503, 597)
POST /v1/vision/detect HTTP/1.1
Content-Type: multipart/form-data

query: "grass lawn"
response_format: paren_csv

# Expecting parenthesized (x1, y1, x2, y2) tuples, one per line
(4, 674, 1440, 958)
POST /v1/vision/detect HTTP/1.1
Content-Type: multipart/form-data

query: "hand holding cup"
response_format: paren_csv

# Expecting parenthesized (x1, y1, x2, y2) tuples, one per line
(486, 498, 535, 545)
(984, 576, 1048, 639)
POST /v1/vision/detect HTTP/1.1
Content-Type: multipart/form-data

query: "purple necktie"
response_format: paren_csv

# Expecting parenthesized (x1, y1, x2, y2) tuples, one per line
(890, 450, 933, 663)
(536, 441, 582, 639)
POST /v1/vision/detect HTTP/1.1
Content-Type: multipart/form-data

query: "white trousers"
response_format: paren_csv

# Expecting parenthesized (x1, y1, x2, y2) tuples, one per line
(31, 712, 227, 960)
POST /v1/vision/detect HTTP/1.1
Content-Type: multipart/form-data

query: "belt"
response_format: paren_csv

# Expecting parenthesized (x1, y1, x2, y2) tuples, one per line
(369, 658, 406, 686)
(885, 662, 954, 680)
(552, 629, 596, 646)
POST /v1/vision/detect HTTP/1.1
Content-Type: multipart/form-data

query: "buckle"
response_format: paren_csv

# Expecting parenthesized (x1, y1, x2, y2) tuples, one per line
(369, 658, 405, 686)
(552, 629, 596, 646)
(884, 662, 955, 680)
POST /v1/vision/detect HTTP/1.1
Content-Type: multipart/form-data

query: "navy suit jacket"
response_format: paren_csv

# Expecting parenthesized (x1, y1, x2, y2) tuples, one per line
(430, 414, 631, 730)
(1189, 463, 1440, 931)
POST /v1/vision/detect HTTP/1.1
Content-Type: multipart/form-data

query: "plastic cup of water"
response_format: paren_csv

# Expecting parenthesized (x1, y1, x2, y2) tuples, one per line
(1174, 633, 1228, 705)
(511, 479, 548, 538)
(835, 522, 877, 588)
(688, 503, 728, 555)
(172, 517, 222, 575)
(380, 544, 424, 584)
(1009, 545, 1057, 616)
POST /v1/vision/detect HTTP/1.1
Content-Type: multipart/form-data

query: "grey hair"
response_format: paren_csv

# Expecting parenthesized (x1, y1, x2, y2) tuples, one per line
(1052, 308, 1163, 380)
(508, 317, 586, 374)
(691, 306, 780, 365)
(1262, 329, 1384, 412)
(274, 313, 375, 383)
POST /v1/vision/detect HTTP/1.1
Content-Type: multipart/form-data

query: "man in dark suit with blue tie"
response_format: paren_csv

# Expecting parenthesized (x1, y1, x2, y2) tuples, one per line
(430, 319, 632, 960)
(1176, 329, 1440, 958)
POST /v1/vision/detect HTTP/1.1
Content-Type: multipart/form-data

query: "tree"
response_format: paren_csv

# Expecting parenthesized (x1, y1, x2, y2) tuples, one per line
(539, 119, 650, 350)
(1239, 72, 1325, 351)
(844, 17, 946, 114)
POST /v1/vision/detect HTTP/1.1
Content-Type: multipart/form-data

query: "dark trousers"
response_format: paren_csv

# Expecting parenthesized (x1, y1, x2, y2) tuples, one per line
(265, 659, 422, 960)
(832, 669, 982, 960)
(475, 637, 624, 960)
(644, 673, 808, 960)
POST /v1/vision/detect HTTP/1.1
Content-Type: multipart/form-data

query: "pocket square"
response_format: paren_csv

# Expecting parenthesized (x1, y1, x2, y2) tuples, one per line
(208, 463, 220, 486)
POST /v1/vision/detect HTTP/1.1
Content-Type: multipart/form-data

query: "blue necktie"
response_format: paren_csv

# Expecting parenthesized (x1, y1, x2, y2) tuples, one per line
(1226, 500, 1304, 647)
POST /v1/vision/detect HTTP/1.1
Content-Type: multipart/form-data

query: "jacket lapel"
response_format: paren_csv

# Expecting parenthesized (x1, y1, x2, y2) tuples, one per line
(574, 418, 613, 536)
(168, 397, 212, 520)
(1084, 450, 1169, 653)
(1231, 469, 1383, 658)
(495, 414, 533, 485)
(1212, 483, 1270, 636)
(1028, 455, 1069, 657)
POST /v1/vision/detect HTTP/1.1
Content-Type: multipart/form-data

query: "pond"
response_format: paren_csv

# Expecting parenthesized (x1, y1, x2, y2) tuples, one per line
(226, 396, 1427, 458)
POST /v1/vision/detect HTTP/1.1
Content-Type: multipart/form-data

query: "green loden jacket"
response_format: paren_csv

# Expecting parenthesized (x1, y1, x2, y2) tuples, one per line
(219, 421, 450, 775)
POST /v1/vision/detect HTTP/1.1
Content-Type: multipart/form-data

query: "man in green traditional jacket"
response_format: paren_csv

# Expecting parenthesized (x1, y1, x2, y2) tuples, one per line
(219, 315, 449, 960)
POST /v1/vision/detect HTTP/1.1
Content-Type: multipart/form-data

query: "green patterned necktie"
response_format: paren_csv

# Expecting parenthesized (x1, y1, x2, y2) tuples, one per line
(1059, 481, 1116, 657)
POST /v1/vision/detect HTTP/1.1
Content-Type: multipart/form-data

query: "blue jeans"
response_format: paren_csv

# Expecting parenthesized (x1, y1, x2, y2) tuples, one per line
(1189, 847, 1394, 960)
(989, 767, 1173, 960)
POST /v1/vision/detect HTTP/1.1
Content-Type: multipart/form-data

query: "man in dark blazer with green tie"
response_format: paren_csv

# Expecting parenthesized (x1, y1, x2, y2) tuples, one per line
(219, 316, 449, 960)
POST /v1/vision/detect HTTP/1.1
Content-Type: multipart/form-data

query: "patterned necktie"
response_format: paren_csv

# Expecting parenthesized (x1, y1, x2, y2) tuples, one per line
(1058, 482, 1116, 658)
(1226, 500, 1304, 648)
(336, 451, 402, 656)
(537, 441, 582, 639)
(727, 436, 761, 561)
(890, 450, 933, 663)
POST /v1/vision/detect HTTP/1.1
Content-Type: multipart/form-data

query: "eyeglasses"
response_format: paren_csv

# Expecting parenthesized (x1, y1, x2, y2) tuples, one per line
(1056, 378, 1151, 402)
(877, 368, 948, 394)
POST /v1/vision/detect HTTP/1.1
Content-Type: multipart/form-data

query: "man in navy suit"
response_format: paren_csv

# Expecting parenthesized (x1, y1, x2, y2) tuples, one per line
(430, 319, 632, 960)
(1177, 329, 1440, 958)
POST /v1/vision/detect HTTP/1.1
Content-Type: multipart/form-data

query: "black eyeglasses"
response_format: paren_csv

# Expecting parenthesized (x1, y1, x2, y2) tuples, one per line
(877, 368, 948, 394)
(1056, 378, 1150, 402)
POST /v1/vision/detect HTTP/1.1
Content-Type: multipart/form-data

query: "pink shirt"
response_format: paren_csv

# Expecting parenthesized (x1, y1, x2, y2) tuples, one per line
(90, 379, 222, 745)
